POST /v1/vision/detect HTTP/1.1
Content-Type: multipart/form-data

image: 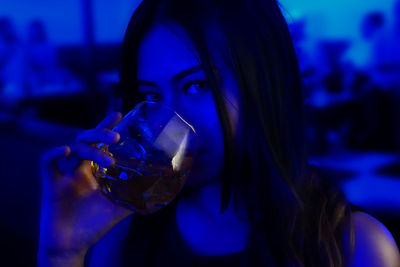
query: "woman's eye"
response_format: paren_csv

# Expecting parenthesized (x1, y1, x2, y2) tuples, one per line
(143, 92, 160, 101)
(184, 81, 209, 95)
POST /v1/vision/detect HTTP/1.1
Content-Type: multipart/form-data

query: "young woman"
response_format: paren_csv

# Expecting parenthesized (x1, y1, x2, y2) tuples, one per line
(38, 0, 400, 266)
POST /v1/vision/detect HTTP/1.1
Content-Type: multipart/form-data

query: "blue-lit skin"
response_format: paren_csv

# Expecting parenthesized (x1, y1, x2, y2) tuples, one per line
(310, 152, 400, 266)
(137, 23, 240, 189)
(135, 23, 250, 256)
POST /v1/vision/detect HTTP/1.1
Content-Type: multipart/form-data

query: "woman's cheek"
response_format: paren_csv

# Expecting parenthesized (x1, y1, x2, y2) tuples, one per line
(182, 99, 225, 185)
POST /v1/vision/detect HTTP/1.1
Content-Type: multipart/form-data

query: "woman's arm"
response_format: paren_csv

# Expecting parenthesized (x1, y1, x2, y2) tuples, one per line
(348, 211, 400, 267)
(87, 214, 134, 267)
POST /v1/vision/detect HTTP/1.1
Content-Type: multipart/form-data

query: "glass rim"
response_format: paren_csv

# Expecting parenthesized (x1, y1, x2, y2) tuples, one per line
(121, 100, 196, 134)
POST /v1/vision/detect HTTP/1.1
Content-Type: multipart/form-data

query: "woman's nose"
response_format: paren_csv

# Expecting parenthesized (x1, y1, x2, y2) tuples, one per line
(158, 92, 181, 114)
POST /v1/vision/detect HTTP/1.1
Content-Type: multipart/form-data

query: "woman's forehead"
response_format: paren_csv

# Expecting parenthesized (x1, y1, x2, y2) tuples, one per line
(137, 23, 202, 80)
(136, 21, 240, 111)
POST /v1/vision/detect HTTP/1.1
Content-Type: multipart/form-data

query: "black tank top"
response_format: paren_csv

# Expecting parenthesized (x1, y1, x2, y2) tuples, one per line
(120, 196, 366, 267)
(122, 197, 245, 267)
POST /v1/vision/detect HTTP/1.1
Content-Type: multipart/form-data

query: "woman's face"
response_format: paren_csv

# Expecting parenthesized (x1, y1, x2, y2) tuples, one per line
(137, 23, 240, 189)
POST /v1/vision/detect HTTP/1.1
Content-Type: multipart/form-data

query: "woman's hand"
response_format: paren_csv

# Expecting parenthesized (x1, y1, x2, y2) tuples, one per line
(38, 112, 134, 267)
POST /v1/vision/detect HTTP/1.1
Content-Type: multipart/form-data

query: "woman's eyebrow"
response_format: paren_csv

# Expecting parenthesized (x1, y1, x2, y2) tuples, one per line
(137, 65, 203, 87)
(171, 64, 203, 82)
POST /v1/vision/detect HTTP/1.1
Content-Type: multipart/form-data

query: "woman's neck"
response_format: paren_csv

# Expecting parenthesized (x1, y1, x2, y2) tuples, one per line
(176, 181, 251, 256)
(181, 181, 248, 218)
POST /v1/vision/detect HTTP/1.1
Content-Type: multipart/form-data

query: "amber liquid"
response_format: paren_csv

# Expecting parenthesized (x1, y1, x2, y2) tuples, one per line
(92, 156, 190, 215)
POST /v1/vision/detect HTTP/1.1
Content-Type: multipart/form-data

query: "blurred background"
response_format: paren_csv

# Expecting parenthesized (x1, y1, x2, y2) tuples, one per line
(0, 0, 399, 266)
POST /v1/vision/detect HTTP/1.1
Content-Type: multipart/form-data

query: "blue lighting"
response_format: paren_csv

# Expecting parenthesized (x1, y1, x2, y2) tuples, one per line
(1, 1, 400, 266)
(310, 152, 400, 212)
(342, 175, 400, 212)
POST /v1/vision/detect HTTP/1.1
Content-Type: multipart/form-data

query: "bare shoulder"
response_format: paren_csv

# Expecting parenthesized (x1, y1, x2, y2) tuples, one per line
(346, 211, 400, 267)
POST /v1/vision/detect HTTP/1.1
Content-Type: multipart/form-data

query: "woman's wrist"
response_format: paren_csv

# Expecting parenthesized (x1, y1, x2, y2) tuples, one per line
(37, 247, 86, 267)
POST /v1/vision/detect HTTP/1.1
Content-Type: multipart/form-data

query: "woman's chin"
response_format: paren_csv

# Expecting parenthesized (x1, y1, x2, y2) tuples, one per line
(181, 151, 223, 189)
(183, 171, 203, 189)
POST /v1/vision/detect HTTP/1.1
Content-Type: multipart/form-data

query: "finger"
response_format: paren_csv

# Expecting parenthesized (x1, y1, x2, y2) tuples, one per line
(76, 128, 120, 145)
(41, 146, 71, 179)
(96, 112, 123, 130)
(57, 156, 82, 175)
(69, 143, 115, 168)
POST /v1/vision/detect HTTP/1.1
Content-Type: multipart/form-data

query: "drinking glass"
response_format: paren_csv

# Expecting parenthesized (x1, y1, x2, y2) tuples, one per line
(91, 101, 198, 215)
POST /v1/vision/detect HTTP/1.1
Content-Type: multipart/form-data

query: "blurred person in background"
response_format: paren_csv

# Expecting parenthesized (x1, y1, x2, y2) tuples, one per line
(25, 19, 84, 97)
(372, 0, 400, 90)
(341, 12, 394, 151)
(343, 12, 385, 77)
(0, 17, 25, 106)
(289, 18, 316, 101)
(371, 0, 400, 149)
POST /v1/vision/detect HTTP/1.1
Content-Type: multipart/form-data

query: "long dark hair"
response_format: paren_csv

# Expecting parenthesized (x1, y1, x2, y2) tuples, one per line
(119, 0, 355, 266)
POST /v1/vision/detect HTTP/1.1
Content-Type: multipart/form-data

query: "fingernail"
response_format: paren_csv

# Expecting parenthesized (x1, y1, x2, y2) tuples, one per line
(56, 146, 69, 155)
(110, 112, 122, 120)
(106, 131, 119, 142)
(106, 131, 116, 139)
(113, 132, 120, 142)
